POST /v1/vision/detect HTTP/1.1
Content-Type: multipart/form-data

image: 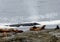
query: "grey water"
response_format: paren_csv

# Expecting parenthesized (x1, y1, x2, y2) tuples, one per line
(0, 0, 59, 23)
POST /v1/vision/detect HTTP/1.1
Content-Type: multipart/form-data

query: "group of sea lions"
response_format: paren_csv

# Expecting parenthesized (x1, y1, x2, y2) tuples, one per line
(30, 25, 60, 31)
(0, 25, 60, 37)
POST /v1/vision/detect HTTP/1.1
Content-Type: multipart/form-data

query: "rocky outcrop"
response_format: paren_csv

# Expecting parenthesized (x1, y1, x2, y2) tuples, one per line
(0, 31, 58, 42)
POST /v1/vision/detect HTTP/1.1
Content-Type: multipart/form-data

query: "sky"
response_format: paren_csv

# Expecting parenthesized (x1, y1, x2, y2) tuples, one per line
(0, 0, 60, 23)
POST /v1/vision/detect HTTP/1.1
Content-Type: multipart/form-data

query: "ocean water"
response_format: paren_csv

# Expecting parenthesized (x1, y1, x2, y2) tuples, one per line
(0, 0, 59, 30)
(0, 0, 59, 23)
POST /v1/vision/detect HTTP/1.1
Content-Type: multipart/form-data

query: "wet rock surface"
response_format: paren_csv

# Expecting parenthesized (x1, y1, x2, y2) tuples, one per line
(0, 30, 60, 42)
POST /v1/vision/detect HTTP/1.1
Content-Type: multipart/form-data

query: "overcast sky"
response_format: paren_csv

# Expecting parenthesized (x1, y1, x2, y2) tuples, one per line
(0, 0, 60, 23)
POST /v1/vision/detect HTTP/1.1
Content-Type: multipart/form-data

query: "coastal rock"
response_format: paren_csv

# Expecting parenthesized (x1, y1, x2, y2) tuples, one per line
(0, 31, 58, 42)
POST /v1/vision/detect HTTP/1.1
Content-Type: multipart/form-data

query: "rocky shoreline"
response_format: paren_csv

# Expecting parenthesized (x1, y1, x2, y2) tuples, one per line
(0, 29, 60, 42)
